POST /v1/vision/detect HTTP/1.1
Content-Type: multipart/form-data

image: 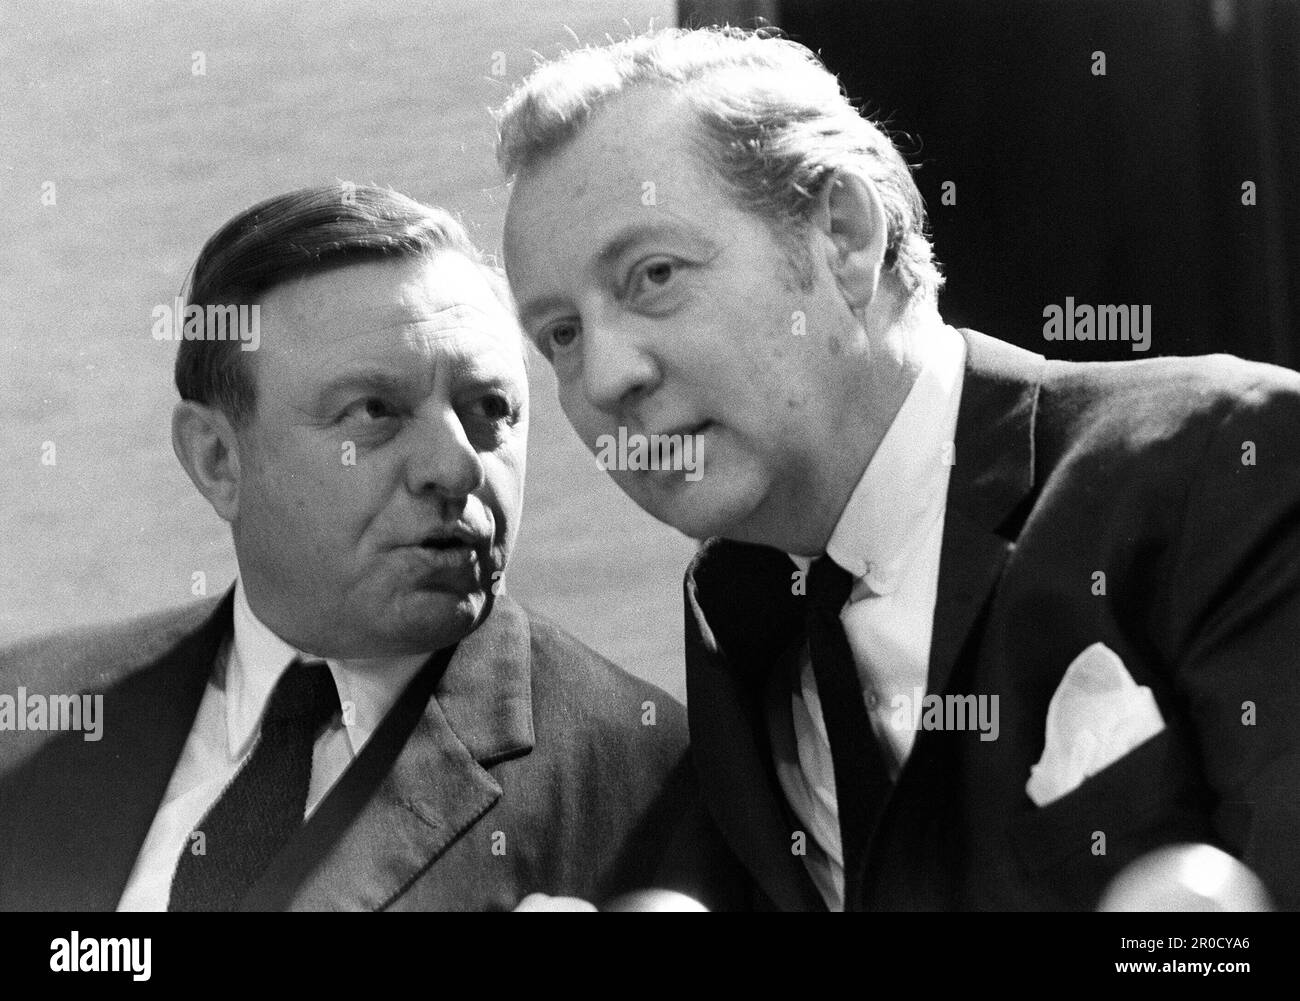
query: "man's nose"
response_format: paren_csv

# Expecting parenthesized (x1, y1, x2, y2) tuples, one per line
(581, 314, 659, 414)
(405, 404, 484, 500)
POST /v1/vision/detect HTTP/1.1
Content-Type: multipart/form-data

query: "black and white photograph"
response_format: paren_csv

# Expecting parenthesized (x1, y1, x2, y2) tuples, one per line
(0, 0, 1296, 981)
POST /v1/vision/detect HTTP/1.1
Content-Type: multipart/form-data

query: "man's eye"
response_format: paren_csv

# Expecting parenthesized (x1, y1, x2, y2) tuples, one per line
(343, 398, 394, 423)
(629, 258, 678, 300)
(476, 393, 515, 423)
(540, 320, 581, 353)
(644, 260, 674, 285)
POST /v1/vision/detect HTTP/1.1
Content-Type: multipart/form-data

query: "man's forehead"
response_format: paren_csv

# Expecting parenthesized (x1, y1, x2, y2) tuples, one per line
(394, 305, 521, 361)
(504, 95, 732, 283)
(584, 92, 691, 169)
(253, 255, 523, 369)
(264, 256, 505, 329)
(270, 252, 484, 304)
(509, 92, 717, 214)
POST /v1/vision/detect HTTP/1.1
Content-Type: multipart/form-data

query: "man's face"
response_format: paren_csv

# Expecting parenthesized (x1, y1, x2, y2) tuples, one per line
(503, 88, 867, 548)
(231, 253, 528, 658)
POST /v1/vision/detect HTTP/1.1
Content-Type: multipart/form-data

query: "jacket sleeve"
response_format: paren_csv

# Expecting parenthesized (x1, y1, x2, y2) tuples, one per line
(1163, 371, 1300, 909)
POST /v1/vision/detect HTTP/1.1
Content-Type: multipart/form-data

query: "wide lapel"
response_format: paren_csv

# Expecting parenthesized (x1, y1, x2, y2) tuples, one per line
(266, 595, 536, 911)
(0, 593, 229, 910)
(924, 330, 1045, 700)
(685, 540, 827, 912)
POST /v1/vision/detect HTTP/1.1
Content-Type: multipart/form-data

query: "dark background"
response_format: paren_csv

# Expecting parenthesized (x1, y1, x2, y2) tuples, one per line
(684, 0, 1299, 367)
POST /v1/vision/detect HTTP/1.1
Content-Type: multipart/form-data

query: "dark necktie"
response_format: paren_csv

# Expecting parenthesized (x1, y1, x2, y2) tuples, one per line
(805, 555, 892, 911)
(168, 658, 340, 911)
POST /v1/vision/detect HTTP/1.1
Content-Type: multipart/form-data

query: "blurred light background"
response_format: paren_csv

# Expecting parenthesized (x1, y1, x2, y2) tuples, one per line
(0, 0, 695, 698)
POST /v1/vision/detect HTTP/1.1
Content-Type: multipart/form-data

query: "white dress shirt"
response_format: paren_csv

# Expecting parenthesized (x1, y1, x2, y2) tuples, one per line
(116, 580, 430, 911)
(771, 321, 967, 911)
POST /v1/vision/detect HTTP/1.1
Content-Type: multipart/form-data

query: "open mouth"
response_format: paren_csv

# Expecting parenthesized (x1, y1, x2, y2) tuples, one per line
(406, 535, 485, 581)
(420, 536, 471, 551)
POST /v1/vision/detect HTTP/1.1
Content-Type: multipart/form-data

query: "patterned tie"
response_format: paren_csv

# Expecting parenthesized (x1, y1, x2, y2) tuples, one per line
(805, 555, 893, 910)
(168, 658, 340, 911)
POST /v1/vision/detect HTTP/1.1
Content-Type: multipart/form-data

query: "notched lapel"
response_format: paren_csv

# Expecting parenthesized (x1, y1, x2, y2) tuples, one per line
(925, 510, 1016, 701)
(269, 596, 536, 911)
(925, 331, 1044, 699)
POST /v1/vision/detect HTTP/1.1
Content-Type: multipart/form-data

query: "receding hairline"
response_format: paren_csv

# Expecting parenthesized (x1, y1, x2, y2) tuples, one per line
(495, 27, 945, 308)
(503, 87, 825, 314)
(242, 245, 511, 305)
(500, 79, 711, 178)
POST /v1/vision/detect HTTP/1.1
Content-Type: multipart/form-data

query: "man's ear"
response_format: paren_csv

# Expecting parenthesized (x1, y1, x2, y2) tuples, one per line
(172, 400, 243, 524)
(811, 169, 890, 313)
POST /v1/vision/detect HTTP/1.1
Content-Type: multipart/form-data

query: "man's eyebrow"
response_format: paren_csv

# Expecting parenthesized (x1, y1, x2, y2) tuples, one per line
(516, 294, 574, 333)
(516, 219, 718, 329)
(594, 218, 718, 272)
(313, 369, 418, 403)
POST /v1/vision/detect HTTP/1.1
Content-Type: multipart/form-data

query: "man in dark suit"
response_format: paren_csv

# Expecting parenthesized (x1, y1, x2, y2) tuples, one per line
(496, 27, 1300, 910)
(0, 183, 725, 911)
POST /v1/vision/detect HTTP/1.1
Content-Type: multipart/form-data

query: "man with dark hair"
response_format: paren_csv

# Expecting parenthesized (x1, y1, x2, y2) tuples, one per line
(498, 27, 1300, 911)
(0, 183, 729, 912)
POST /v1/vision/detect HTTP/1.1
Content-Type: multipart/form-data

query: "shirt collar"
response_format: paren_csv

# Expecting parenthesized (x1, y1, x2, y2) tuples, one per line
(227, 578, 430, 759)
(790, 320, 967, 595)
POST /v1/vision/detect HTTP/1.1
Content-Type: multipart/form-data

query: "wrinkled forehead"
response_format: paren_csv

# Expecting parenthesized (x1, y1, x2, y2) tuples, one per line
(502, 95, 738, 293)
(250, 254, 528, 383)
(268, 253, 519, 343)
(507, 91, 716, 206)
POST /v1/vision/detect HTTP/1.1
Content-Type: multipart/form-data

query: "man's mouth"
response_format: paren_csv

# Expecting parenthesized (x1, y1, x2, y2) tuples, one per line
(639, 421, 713, 477)
(415, 524, 491, 551)
(654, 420, 713, 438)
(397, 524, 496, 581)
(405, 538, 485, 581)
(419, 536, 472, 551)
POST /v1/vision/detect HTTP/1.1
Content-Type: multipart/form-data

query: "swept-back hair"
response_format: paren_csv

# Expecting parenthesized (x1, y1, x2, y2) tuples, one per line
(495, 26, 943, 304)
(175, 183, 498, 424)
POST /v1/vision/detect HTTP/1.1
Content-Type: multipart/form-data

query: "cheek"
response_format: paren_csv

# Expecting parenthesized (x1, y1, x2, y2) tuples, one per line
(245, 436, 394, 541)
(481, 447, 527, 526)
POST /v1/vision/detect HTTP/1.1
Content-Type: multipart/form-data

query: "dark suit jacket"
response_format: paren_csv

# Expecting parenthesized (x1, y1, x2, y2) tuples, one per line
(0, 592, 734, 910)
(685, 330, 1300, 911)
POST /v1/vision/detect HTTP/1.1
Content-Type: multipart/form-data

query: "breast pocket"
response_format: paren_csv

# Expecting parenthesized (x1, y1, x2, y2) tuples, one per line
(1008, 728, 1215, 908)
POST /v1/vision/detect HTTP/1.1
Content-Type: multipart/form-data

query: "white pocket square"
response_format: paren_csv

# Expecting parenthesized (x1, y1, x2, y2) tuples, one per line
(1025, 642, 1166, 807)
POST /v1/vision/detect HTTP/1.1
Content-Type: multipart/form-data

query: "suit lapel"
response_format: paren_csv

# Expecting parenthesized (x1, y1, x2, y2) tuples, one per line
(685, 541, 826, 911)
(923, 330, 1044, 699)
(263, 595, 535, 911)
(0, 594, 229, 910)
(683, 330, 1045, 910)
(855, 331, 1045, 907)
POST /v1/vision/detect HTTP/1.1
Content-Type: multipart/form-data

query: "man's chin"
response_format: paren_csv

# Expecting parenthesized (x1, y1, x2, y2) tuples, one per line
(629, 479, 764, 543)
(373, 587, 489, 655)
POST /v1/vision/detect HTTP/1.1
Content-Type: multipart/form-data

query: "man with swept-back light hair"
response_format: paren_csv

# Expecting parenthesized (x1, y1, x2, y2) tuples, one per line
(499, 26, 1300, 912)
(497, 26, 943, 307)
